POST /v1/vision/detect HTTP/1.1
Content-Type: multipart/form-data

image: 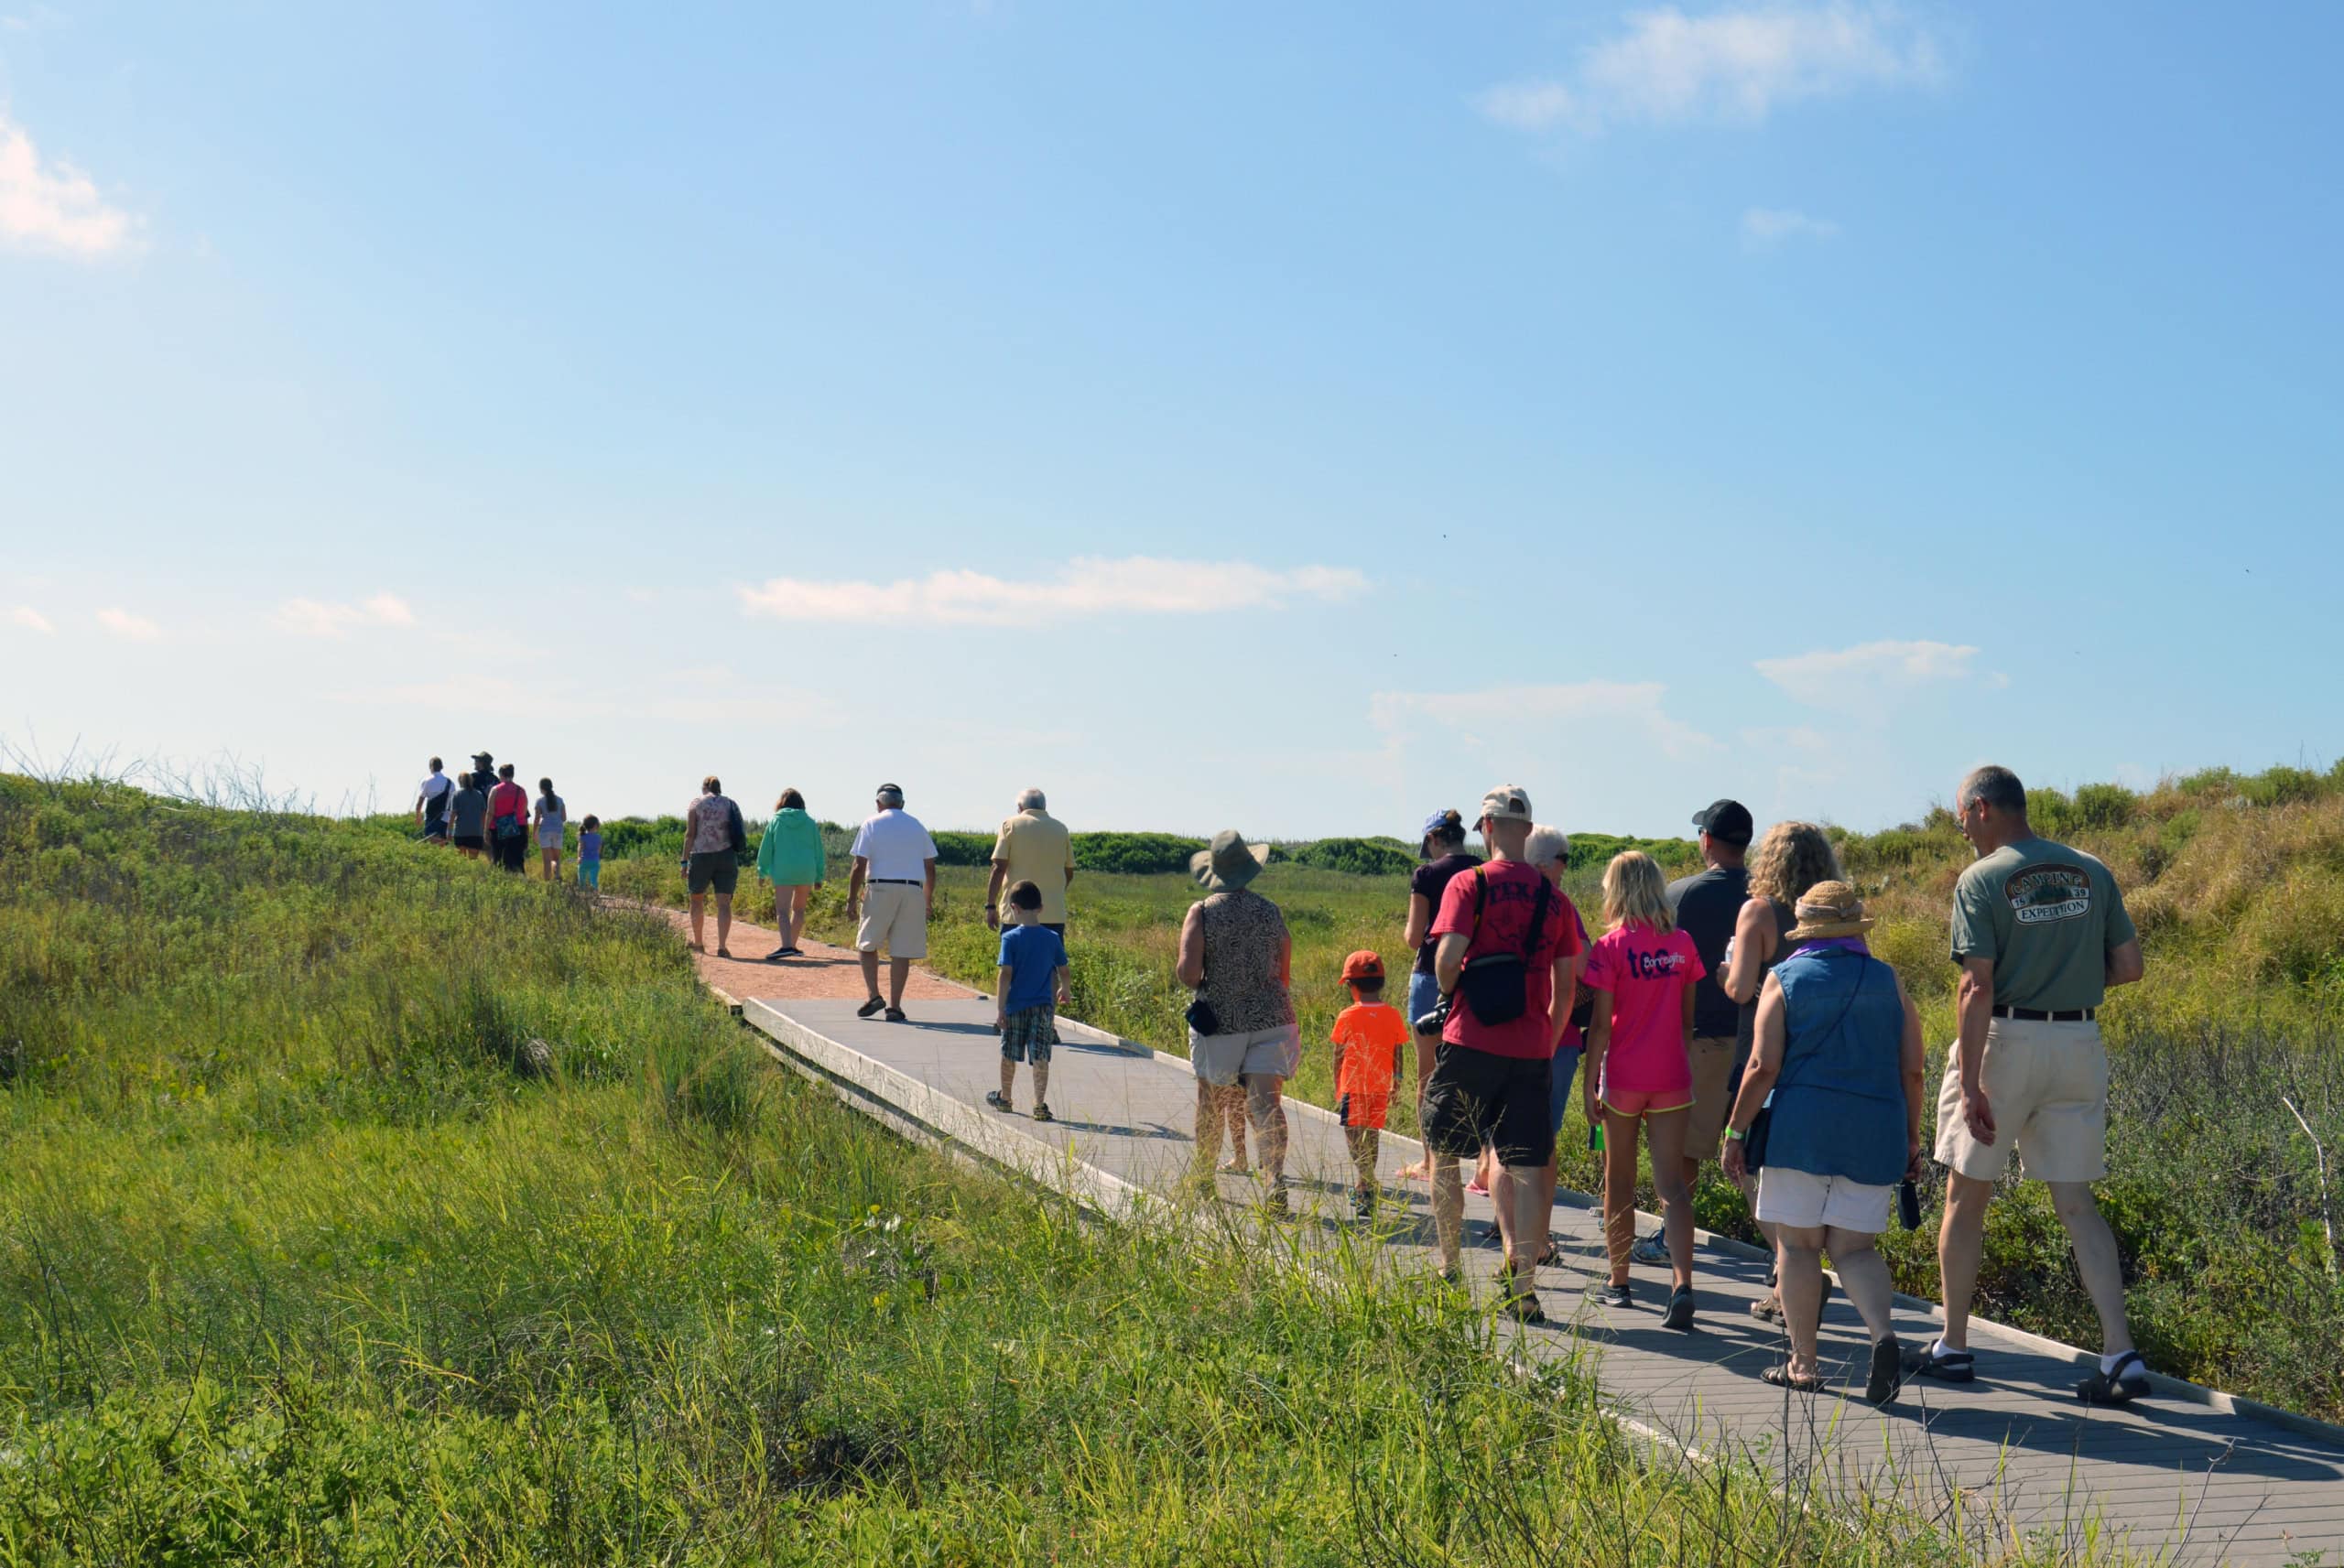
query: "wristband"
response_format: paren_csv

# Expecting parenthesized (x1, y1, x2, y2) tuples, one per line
(1724, 1126, 1747, 1142)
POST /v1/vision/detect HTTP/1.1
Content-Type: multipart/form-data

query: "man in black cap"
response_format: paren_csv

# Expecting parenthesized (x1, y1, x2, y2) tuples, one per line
(1630, 798, 1756, 1267)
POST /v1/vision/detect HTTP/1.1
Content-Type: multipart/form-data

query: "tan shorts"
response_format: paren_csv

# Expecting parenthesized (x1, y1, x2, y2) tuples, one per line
(1682, 1034, 1740, 1161)
(855, 881, 928, 959)
(1933, 1016, 2107, 1184)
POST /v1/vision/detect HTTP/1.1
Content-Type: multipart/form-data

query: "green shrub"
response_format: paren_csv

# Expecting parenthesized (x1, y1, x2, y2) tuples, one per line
(2244, 764, 2328, 807)
(1070, 831, 1207, 875)
(2071, 781, 2138, 830)
(1287, 836, 1416, 877)
(930, 829, 993, 867)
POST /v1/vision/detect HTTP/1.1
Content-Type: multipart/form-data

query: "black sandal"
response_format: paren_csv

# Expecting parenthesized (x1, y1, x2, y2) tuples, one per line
(1866, 1336, 1905, 1405)
(1763, 1364, 1826, 1393)
(856, 997, 886, 1019)
(2077, 1350, 2152, 1407)
(1902, 1343, 1976, 1383)
(984, 1090, 1012, 1112)
(884, 1007, 908, 1023)
(1031, 1103, 1053, 1123)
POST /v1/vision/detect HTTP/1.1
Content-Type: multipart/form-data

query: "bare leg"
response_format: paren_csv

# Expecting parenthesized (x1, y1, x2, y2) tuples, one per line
(1430, 1154, 1465, 1270)
(1395, 1030, 1438, 1180)
(1246, 1075, 1288, 1185)
(1601, 1109, 1641, 1284)
(1503, 1162, 1549, 1285)
(886, 956, 911, 1008)
(1192, 1078, 1226, 1176)
(1775, 1226, 1828, 1379)
(1346, 1128, 1378, 1190)
(858, 948, 883, 1001)
(689, 892, 707, 951)
(1222, 1095, 1250, 1172)
(2048, 1181, 2136, 1357)
(1824, 1226, 1897, 1345)
(1937, 1173, 1993, 1350)
(1032, 1057, 1050, 1108)
(715, 893, 732, 955)
(1644, 1108, 1696, 1289)
(999, 1056, 1016, 1105)
(787, 885, 810, 947)
(1492, 1162, 1518, 1261)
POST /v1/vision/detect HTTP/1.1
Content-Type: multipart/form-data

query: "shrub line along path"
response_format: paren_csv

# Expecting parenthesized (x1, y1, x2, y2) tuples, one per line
(686, 946, 2344, 1567)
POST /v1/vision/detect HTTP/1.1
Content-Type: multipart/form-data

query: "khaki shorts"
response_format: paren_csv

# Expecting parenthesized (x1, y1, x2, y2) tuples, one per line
(855, 881, 928, 959)
(1682, 1034, 1740, 1161)
(1933, 1016, 2107, 1184)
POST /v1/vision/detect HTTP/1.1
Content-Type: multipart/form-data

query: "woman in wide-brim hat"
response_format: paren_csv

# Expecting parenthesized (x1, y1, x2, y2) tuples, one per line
(1176, 831, 1297, 1207)
(1721, 881, 1926, 1405)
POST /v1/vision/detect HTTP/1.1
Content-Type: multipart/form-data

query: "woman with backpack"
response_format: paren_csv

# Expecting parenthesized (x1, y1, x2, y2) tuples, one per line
(684, 774, 746, 957)
(486, 764, 530, 873)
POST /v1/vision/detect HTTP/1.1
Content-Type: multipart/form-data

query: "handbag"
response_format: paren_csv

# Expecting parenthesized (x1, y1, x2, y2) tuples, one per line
(1185, 996, 1221, 1037)
(726, 799, 754, 868)
(1457, 869, 1554, 1028)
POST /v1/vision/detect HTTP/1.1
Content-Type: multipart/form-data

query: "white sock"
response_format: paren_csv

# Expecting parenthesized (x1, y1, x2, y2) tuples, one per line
(2100, 1349, 2134, 1376)
(1933, 1337, 1965, 1359)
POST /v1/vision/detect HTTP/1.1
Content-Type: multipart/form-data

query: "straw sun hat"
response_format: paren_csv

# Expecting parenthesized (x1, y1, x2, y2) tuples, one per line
(1785, 880, 1875, 941)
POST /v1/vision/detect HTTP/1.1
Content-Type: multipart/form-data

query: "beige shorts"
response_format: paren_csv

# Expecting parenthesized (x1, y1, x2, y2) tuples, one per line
(1754, 1165, 1894, 1233)
(1933, 1016, 2107, 1184)
(1682, 1034, 1740, 1160)
(855, 881, 928, 959)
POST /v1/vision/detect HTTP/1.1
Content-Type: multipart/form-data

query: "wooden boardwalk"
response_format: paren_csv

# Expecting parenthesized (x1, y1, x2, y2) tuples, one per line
(739, 993, 2344, 1565)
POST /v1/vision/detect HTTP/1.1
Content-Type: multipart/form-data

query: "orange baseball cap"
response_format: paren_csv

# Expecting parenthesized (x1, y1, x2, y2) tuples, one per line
(1340, 950, 1385, 983)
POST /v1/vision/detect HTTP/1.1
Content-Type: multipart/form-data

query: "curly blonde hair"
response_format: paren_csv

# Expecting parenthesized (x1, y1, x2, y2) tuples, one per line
(1601, 850, 1674, 934)
(1748, 821, 1841, 905)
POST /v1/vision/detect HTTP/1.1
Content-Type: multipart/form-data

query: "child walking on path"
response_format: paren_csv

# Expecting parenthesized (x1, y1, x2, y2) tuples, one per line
(577, 816, 602, 891)
(1330, 950, 1410, 1219)
(1581, 850, 1708, 1329)
(989, 881, 1071, 1122)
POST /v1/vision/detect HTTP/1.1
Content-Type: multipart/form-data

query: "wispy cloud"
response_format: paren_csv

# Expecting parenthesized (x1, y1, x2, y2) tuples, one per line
(0, 111, 139, 257)
(739, 557, 1369, 626)
(1372, 680, 1720, 762)
(1755, 638, 1980, 708)
(276, 592, 417, 638)
(1742, 206, 1840, 247)
(96, 606, 161, 641)
(8, 605, 52, 633)
(1476, 3, 1946, 135)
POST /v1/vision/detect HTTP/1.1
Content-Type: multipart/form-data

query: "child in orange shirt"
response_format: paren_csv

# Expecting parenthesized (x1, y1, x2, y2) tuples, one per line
(1331, 950, 1411, 1220)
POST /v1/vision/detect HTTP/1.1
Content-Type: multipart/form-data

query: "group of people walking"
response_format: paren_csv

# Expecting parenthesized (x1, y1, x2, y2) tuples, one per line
(1175, 766, 2154, 1408)
(413, 751, 602, 885)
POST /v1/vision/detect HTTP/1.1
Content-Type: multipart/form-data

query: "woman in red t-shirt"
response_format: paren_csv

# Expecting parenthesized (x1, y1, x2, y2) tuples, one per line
(486, 764, 531, 873)
(1581, 850, 1707, 1326)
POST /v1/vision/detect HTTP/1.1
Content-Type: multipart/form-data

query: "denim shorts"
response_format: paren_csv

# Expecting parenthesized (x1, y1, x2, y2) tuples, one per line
(1546, 1044, 1584, 1138)
(1407, 970, 1442, 1033)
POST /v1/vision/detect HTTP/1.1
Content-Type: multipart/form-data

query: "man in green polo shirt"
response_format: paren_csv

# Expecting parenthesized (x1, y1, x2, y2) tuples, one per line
(1912, 763, 2152, 1405)
(985, 787, 1076, 935)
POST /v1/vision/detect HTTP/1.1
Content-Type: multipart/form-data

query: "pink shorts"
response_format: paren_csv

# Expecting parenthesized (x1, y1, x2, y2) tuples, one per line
(1603, 1087, 1693, 1118)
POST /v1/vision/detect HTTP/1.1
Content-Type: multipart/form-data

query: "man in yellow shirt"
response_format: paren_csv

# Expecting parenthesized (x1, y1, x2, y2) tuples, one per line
(986, 787, 1076, 935)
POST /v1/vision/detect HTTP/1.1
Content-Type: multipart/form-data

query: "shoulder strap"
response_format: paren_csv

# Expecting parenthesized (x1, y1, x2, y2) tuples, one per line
(1523, 871, 1553, 958)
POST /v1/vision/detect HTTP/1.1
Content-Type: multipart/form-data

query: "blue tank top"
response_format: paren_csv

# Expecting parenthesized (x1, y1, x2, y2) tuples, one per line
(1763, 946, 1907, 1185)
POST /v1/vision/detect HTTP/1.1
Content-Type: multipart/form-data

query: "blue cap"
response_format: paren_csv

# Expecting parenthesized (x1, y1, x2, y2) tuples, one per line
(1422, 809, 1452, 837)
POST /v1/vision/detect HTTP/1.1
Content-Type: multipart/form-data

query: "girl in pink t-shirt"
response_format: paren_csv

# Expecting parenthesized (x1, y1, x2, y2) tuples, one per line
(1581, 851, 1707, 1322)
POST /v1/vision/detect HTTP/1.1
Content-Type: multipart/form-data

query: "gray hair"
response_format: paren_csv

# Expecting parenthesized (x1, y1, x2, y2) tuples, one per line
(1958, 764, 2027, 816)
(1016, 786, 1047, 811)
(1525, 823, 1571, 870)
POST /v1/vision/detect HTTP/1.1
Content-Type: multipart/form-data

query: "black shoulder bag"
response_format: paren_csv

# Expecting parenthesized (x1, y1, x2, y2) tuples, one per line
(1458, 869, 1554, 1028)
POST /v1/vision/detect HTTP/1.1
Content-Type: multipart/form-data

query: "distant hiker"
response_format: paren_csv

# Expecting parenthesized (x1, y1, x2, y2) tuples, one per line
(988, 880, 1071, 1123)
(847, 783, 939, 1022)
(576, 815, 603, 891)
(415, 757, 452, 843)
(1720, 819, 1843, 1324)
(1329, 950, 1409, 1219)
(1421, 785, 1582, 1322)
(1394, 807, 1481, 1184)
(446, 771, 488, 860)
(756, 788, 825, 961)
(487, 764, 530, 873)
(1915, 764, 2150, 1406)
(1525, 824, 1592, 1255)
(1177, 830, 1297, 1210)
(1632, 799, 1754, 1268)
(1581, 850, 1706, 1328)
(986, 787, 1075, 935)
(533, 777, 568, 881)
(685, 774, 748, 957)
(1722, 882, 1926, 1402)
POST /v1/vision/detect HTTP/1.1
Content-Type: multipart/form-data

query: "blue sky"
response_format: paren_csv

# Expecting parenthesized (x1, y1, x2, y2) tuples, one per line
(4, 2, 2339, 839)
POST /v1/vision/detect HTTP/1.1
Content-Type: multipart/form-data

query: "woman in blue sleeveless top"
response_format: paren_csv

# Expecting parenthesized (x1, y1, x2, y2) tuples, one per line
(1722, 882, 1926, 1403)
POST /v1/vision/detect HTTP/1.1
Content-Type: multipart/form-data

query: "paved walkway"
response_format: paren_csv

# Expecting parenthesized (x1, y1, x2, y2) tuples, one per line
(735, 992, 2344, 1566)
(660, 908, 982, 1003)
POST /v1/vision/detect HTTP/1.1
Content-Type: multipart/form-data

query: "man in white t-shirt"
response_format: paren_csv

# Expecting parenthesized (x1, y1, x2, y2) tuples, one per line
(414, 757, 452, 844)
(847, 783, 939, 1022)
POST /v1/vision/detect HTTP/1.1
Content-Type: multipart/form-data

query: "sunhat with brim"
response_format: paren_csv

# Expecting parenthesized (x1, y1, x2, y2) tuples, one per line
(1786, 880, 1875, 941)
(1191, 829, 1272, 892)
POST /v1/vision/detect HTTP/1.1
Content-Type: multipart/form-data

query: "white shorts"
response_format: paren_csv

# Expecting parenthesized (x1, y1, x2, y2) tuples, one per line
(1754, 1165, 1894, 1234)
(1933, 1016, 2107, 1184)
(855, 881, 928, 959)
(1190, 1024, 1300, 1088)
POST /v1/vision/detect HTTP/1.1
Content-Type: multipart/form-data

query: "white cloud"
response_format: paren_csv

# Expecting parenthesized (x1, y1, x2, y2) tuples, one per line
(1372, 679, 1720, 762)
(8, 605, 52, 633)
(1742, 206, 1840, 246)
(739, 557, 1369, 627)
(1754, 638, 1980, 708)
(276, 593, 417, 638)
(1478, 3, 1945, 135)
(95, 606, 160, 641)
(0, 111, 138, 257)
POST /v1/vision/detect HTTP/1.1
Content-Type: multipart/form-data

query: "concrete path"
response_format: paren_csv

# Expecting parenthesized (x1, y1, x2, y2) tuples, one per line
(740, 994, 2344, 1566)
(659, 908, 983, 1004)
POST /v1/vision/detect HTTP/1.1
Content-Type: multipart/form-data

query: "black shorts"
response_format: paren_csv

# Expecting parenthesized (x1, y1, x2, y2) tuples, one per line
(1419, 1044, 1555, 1168)
(688, 850, 740, 896)
(452, 833, 485, 851)
(493, 832, 527, 871)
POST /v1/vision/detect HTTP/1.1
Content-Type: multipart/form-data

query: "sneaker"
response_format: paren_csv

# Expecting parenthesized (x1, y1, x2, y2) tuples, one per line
(1597, 1281, 1633, 1310)
(856, 997, 886, 1019)
(983, 1090, 1012, 1112)
(1664, 1284, 1697, 1331)
(1031, 1103, 1053, 1123)
(1353, 1188, 1377, 1221)
(1629, 1228, 1671, 1267)
(763, 946, 789, 962)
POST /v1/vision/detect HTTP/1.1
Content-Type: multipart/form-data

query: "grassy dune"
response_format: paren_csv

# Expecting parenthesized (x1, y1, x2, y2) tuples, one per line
(3, 773, 2134, 1564)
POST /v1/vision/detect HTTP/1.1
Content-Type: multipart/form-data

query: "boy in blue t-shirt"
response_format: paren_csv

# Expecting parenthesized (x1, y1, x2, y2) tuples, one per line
(988, 880, 1071, 1123)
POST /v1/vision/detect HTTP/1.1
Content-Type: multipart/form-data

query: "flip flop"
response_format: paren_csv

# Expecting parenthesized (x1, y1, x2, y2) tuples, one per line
(2077, 1350, 2152, 1407)
(1763, 1364, 1827, 1393)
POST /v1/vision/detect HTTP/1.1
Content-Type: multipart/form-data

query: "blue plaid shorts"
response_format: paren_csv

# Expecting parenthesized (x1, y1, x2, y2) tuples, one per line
(1000, 1004, 1059, 1064)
